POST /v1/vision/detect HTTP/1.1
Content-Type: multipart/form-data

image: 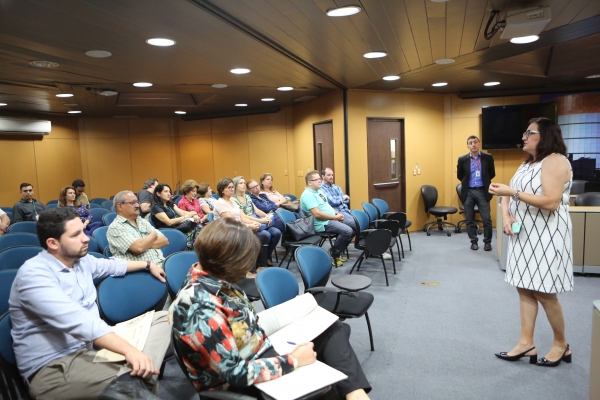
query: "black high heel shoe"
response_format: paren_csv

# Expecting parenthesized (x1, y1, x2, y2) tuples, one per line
(537, 344, 571, 367)
(495, 347, 537, 364)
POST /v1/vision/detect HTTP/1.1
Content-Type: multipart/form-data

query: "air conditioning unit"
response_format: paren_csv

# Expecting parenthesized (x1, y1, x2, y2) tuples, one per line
(500, 7, 551, 40)
(0, 117, 51, 135)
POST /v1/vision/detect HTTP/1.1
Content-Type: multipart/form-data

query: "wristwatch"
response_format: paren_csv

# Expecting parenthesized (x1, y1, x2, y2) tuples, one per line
(512, 190, 521, 202)
(145, 260, 151, 270)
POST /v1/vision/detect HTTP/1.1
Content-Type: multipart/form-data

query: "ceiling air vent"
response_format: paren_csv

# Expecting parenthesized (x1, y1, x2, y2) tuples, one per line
(117, 93, 196, 107)
(393, 87, 424, 92)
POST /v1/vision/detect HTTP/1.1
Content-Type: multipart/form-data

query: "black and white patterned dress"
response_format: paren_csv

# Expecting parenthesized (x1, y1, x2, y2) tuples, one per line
(505, 155, 573, 293)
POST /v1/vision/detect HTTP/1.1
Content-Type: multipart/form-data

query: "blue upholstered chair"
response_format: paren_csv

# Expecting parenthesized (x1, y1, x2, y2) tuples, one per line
(158, 229, 187, 258)
(0, 234, 41, 253)
(0, 270, 18, 315)
(89, 204, 102, 209)
(371, 198, 412, 256)
(102, 212, 117, 226)
(163, 251, 198, 299)
(89, 208, 109, 224)
(283, 193, 297, 201)
(255, 267, 299, 309)
(45, 203, 58, 209)
(91, 198, 108, 205)
(0, 312, 32, 400)
(101, 200, 114, 210)
(46, 200, 58, 206)
(0, 246, 43, 271)
(92, 226, 109, 256)
(7, 222, 37, 235)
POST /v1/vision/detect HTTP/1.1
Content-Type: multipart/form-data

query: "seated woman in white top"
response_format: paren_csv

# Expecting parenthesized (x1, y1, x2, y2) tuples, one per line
(198, 182, 217, 217)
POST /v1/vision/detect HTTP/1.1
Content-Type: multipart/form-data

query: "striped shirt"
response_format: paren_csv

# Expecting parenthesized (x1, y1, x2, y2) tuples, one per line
(107, 215, 165, 266)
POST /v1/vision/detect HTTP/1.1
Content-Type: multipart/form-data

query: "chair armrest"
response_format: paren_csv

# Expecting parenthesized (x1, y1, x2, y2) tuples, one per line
(306, 286, 340, 294)
(199, 390, 257, 400)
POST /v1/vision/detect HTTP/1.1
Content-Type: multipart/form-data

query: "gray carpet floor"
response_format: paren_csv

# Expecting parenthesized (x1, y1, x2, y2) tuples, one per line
(159, 230, 600, 400)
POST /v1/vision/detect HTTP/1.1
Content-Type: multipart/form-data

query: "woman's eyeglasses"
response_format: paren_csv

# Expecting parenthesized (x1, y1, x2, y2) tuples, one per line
(522, 130, 540, 139)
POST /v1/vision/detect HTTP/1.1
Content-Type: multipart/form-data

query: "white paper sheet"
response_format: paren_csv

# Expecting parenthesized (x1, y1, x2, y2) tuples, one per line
(94, 310, 154, 363)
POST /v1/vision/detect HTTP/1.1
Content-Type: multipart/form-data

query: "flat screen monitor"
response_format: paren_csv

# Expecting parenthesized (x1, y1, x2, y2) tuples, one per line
(481, 103, 557, 150)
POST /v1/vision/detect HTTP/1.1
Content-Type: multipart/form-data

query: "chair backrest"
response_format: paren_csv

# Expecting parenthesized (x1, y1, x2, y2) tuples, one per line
(211, 193, 220, 200)
(371, 198, 389, 218)
(7, 221, 37, 235)
(456, 183, 463, 205)
(351, 209, 370, 233)
(159, 229, 187, 257)
(92, 226, 109, 253)
(295, 246, 331, 289)
(421, 185, 438, 213)
(89, 208, 109, 223)
(103, 245, 113, 257)
(362, 202, 378, 223)
(46, 200, 58, 205)
(101, 200, 114, 210)
(102, 212, 117, 226)
(0, 312, 31, 400)
(0, 234, 41, 252)
(3, 211, 12, 221)
(45, 203, 58, 209)
(91, 197, 108, 205)
(277, 209, 297, 226)
(89, 204, 102, 209)
(0, 246, 43, 271)
(207, 212, 214, 222)
(386, 212, 407, 229)
(365, 229, 393, 256)
(574, 192, 600, 206)
(1, 206, 13, 213)
(571, 180, 587, 195)
(97, 271, 167, 324)
(255, 268, 299, 309)
(163, 251, 198, 298)
(88, 251, 106, 259)
(0, 312, 16, 365)
(378, 219, 399, 237)
(86, 235, 98, 253)
(0, 269, 18, 315)
(284, 193, 298, 201)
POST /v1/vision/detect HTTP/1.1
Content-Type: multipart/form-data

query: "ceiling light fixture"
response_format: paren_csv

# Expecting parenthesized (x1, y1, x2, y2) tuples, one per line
(29, 61, 59, 68)
(97, 90, 118, 96)
(364, 52, 387, 59)
(68, 111, 82, 114)
(484, 81, 500, 86)
(85, 50, 112, 58)
(277, 86, 293, 91)
(435, 58, 455, 64)
(326, 6, 361, 17)
(56, 93, 74, 98)
(133, 82, 153, 87)
(146, 38, 176, 46)
(230, 68, 250, 74)
(261, 98, 275, 101)
(510, 35, 539, 44)
(585, 74, 600, 79)
(383, 75, 400, 81)
(0, 103, 6, 106)
(174, 111, 186, 114)
(432, 82, 448, 87)
(235, 104, 248, 107)
(212, 84, 227, 88)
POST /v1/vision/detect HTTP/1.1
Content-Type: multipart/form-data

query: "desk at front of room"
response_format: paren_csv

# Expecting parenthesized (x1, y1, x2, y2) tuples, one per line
(496, 199, 600, 275)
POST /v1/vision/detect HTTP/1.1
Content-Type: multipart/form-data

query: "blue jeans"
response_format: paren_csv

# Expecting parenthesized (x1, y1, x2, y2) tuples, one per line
(463, 188, 492, 244)
(324, 220, 354, 258)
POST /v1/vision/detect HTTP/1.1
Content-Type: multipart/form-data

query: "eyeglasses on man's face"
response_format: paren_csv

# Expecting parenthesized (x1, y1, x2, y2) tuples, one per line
(121, 201, 139, 206)
(248, 185, 259, 190)
(523, 130, 540, 139)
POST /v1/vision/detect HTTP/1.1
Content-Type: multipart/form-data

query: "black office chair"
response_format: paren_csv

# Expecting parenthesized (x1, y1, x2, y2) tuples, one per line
(421, 185, 458, 237)
(574, 192, 600, 206)
(571, 180, 587, 195)
(455, 184, 483, 235)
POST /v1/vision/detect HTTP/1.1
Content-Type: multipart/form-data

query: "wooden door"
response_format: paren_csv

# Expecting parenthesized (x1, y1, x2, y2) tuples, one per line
(313, 121, 334, 173)
(367, 119, 405, 212)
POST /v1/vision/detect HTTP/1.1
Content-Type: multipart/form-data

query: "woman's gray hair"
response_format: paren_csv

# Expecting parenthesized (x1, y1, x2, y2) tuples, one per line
(113, 190, 134, 208)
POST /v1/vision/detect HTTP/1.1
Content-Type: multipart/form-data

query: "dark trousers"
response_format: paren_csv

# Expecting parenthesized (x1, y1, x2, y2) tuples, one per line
(255, 227, 282, 266)
(229, 321, 371, 398)
(463, 188, 492, 244)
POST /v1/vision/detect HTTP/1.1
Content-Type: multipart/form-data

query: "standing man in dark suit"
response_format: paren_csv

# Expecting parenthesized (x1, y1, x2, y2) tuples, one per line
(457, 135, 495, 251)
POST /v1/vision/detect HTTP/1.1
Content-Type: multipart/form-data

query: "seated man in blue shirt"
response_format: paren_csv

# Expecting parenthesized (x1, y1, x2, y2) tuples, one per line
(300, 170, 354, 267)
(320, 167, 357, 235)
(9, 207, 170, 400)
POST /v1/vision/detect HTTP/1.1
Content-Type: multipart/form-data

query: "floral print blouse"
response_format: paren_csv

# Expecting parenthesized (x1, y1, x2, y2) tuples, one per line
(168, 265, 296, 392)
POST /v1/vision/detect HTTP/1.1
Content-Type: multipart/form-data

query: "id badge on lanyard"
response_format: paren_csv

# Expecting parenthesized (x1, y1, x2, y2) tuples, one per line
(475, 170, 480, 177)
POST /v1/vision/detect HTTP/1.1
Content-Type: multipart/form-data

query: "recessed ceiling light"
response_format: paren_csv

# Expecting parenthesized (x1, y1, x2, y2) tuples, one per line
(212, 84, 228, 88)
(230, 68, 250, 74)
(435, 58, 455, 64)
(29, 60, 59, 68)
(510, 35, 539, 44)
(364, 52, 387, 59)
(261, 98, 275, 101)
(98, 90, 118, 96)
(484, 82, 500, 86)
(235, 104, 248, 107)
(326, 6, 361, 17)
(56, 93, 74, 98)
(0, 103, 6, 106)
(383, 75, 400, 81)
(432, 82, 448, 87)
(277, 86, 293, 91)
(133, 82, 153, 87)
(85, 50, 112, 58)
(146, 38, 176, 46)
(585, 74, 600, 79)
(174, 111, 186, 114)
(68, 111, 82, 114)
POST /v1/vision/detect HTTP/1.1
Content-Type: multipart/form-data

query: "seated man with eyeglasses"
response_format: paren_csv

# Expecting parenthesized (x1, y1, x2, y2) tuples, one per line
(107, 190, 169, 267)
(300, 170, 354, 267)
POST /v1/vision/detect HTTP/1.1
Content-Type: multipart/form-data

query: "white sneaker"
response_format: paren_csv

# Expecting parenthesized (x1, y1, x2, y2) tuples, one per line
(382, 252, 392, 260)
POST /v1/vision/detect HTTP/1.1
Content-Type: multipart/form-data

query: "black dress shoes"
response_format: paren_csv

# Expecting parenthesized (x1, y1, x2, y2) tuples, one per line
(471, 243, 478, 250)
(537, 344, 572, 367)
(495, 347, 537, 364)
(484, 243, 492, 251)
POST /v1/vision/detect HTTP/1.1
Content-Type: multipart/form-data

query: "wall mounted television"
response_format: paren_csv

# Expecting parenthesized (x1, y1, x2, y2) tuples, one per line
(481, 103, 558, 150)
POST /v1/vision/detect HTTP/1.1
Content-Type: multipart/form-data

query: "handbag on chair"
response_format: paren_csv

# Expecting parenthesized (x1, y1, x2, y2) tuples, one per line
(286, 215, 315, 241)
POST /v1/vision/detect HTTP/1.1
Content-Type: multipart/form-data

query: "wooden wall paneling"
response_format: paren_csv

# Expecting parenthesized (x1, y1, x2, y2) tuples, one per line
(129, 136, 175, 190)
(212, 116, 248, 135)
(458, 0, 488, 56)
(0, 140, 38, 207)
(212, 130, 250, 182)
(178, 119, 211, 137)
(83, 138, 134, 199)
(445, 0, 467, 59)
(178, 135, 216, 186)
(248, 111, 286, 132)
(33, 138, 81, 203)
(404, 0, 433, 67)
(248, 129, 290, 194)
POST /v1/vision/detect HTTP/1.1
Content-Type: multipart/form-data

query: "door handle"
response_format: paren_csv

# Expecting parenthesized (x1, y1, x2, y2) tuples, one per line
(373, 182, 399, 187)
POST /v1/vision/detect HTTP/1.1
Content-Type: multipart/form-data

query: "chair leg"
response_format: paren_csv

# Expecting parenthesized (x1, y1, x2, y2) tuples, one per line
(395, 238, 402, 261)
(356, 252, 366, 271)
(350, 251, 366, 274)
(365, 311, 374, 351)
(390, 248, 396, 274)
(279, 248, 291, 268)
(286, 252, 295, 269)
(380, 256, 389, 286)
(317, 237, 326, 247)
(406, 230, 412, 251)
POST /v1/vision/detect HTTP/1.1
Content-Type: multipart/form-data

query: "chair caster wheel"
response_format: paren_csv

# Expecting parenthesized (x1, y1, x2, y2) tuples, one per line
(455, 228, 461, 233)
(447, 233, 451, 237)
(426, 233, 431, 236)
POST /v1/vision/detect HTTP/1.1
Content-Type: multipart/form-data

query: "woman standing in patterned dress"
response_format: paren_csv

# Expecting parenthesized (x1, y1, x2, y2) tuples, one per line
(489, 117, 573, 367)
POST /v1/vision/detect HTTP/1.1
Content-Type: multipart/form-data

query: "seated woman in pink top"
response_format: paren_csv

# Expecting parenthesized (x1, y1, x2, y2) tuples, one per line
(259, 173, 291, 208)
(177, 180, 209, 225)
